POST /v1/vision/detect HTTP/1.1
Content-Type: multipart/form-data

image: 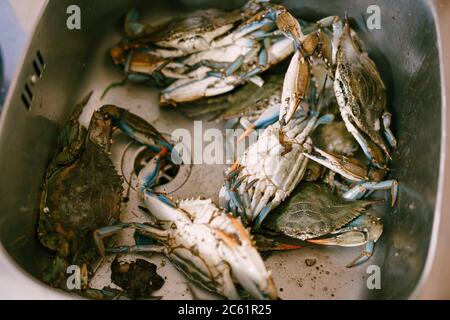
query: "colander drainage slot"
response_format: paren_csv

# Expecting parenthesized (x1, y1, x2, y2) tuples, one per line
(36, 50, 45, 68)
(33, 50, 45, 77)
(24, 83, 33, 100)
(21, 51, 46, 110)
(21, 94, 31, 110)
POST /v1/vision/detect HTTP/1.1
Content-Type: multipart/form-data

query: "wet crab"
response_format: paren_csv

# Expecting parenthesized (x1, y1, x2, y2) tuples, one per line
(120, 1, 264, 57)
(109, 6, 252, 87)
(219, 110, 334, 229)
(219, 34, 398, 231)
(260, 182, 383, 267)
(334, 18, 397, 168)
(93, 157, 277, 300)
(277, 14, 397, 168)
(108, 1, 301, 103)
(38, 92, 174, 289)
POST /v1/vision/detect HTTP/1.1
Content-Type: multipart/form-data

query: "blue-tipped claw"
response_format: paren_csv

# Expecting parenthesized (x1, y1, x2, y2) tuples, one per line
(142, 157, 161, 189)
(343, 180, 399, 207)
(346, 241, 375, 268)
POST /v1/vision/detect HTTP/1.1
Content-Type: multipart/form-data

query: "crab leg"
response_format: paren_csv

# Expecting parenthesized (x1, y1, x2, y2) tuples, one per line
(253, 191, 284, 231)
(345, 242, 376, 268)
(339, 112, 387, 169)
(212, 18, 276, 48)
(311, 15, 342, 65)
(101, 105, 177, 154)
(238, 106, 321, 142)
(78, 104, 182, 167)
(93, 222, 169, 256)
(274, 9, 304, 49)
(382, 111, 398, 148)
(275, 11, 340, 125)
(106, 244, 165, 255)
(139, 148, 170, 189)
(301, 144, 398, 205)
(343, 180, 399, 206)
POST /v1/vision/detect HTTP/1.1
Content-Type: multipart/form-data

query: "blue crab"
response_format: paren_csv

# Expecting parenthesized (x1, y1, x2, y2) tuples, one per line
(92, 153, 277, 300)
(38, 92, 174, 289)
(277, 14, 397, 168)
(109, 1, 301, 103)
(260, 182, 383, 268)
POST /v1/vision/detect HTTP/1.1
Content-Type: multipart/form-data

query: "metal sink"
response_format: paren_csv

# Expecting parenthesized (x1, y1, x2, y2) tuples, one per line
(0, 0, 449, 299)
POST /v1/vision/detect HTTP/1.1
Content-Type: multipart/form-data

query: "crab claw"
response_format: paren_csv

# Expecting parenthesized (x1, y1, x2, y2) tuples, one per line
(307, 214, 383, 267)
(274, 9, 304, 49)
(345, 242, 375, 268)
(307, 230, 367, 247)
(161, 75, 239, 105)
(253, 234, 304, 252)
(213, 224, 278, 300)
(279, 50, 311, 125)
(302, 145, 369, 182)
(343, 180, 399, 207)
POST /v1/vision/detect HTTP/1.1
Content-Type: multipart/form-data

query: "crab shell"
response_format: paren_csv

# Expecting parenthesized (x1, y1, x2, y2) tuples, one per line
(334, 21, 391, 167)
(262, 183, 375, 240)
(150, 12, 234, 54)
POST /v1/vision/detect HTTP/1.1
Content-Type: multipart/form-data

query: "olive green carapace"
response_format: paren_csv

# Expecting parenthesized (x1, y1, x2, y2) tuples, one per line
(263, 183, 375, 240)
(38, 93, 123, 287)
